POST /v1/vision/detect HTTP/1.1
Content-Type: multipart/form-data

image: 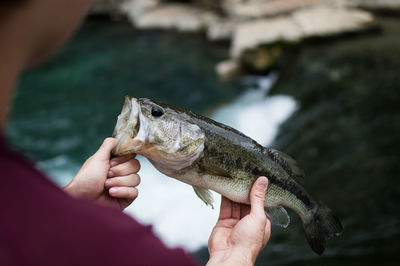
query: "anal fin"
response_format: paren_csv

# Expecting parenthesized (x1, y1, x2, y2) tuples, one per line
(265, 206, 290, 228)
(193, 186, 214, 209)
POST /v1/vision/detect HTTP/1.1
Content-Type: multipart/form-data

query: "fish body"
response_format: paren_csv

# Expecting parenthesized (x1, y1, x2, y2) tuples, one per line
(112, 97, 343, 254)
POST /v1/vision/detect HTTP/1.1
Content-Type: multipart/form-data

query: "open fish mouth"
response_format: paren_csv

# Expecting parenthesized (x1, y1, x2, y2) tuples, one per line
(112, 96, 144, 156)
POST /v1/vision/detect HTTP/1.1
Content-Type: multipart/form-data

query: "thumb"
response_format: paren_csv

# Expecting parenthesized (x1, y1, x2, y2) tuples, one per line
(93, 138, 118, 161)
(250, 176, 268, 217)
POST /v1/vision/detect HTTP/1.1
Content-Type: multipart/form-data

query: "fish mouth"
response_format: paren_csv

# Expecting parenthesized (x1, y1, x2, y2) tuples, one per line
(112, 96, 145, 156)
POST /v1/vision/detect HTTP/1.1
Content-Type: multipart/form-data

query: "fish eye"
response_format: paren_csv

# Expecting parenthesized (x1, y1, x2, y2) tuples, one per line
(151, 106, 164, 118)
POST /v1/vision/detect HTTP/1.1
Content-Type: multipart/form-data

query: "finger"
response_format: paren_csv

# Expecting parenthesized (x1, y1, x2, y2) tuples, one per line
(250, 176, 268, 217)
(231, 201, 241, 219)
(219, 196, 232, 220)
(109, 159, 140, 176)
(105, 174, 141, 189)
(240, 204, 251, 218)
(110, 155, 135, 167)
(93, 138, 118, 161)
(109, 187, 138, 199)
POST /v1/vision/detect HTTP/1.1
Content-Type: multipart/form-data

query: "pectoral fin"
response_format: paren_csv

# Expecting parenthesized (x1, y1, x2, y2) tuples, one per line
(198, 164, 232, 179)
(193, 186, 214, 209)
(265, 206, 290, 228)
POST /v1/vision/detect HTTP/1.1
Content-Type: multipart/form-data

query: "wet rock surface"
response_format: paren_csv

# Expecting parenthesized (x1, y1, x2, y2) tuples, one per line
(124, 3, 219, 32)
(115, 0, 378, 79)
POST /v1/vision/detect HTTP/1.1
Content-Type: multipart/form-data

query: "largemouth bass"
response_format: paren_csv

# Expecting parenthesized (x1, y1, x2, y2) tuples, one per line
(112, 96, 343, 254)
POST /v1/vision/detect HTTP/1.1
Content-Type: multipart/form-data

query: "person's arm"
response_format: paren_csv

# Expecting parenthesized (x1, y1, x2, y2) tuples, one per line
(207, 176, 271, 266)
(64, 138, 140, 210)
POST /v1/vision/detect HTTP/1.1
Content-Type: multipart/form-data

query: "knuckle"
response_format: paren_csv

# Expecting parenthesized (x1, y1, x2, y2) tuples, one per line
(254, 190, 266, 200)
(103, 137, 114, 145)
(111, 166, 122, 176)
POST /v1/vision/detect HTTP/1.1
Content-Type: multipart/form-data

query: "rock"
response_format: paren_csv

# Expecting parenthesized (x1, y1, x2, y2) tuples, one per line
(127, 3, 220, 32)
(206, 18, 234, 41)
(224, 0, 337, 19)
(293, 6, 374, 36)
(117, 0, 378, 75)
(231, 16, 302, 58)
(120, 0, 160, 23)
(123, 2, 233, 38)
(216, 60, 242, 82)
(231, 6, 374, 59)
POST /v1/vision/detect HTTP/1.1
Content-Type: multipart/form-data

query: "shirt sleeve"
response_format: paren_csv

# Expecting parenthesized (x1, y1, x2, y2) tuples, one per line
(67, 204, 200, 266)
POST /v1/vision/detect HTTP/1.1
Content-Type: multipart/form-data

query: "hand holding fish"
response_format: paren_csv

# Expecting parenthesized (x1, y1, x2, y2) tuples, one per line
(64, 138, 141, 210)
(207, 176, 271, 266)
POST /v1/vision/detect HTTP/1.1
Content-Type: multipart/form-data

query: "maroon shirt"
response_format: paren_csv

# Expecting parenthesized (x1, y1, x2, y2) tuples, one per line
(0, 134, 197, 266)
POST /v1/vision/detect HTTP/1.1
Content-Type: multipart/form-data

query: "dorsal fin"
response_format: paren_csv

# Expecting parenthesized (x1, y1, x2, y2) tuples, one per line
(266, 148, 305, 183)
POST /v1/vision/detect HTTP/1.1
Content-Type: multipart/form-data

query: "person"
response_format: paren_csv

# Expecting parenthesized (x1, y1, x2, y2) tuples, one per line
(0, 0, 271, 265)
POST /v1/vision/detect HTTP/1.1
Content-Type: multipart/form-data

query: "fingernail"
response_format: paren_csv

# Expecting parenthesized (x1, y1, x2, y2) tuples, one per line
(110, 160, 118, 167)
(108, 170, 114, 178)
(105, 179, 112, 187)
(109, 187, 117, 194)
(257, 177, 268, 190)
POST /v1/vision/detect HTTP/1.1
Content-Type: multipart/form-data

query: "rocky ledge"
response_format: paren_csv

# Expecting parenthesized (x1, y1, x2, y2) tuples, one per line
(91, 0, 400, 80)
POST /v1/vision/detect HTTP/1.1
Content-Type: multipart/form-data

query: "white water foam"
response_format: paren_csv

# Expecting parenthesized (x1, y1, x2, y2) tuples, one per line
(124, 74, 298, 251)
(211, 74, 297, 146)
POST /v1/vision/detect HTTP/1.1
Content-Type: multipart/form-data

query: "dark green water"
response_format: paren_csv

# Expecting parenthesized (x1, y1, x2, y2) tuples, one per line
(7, 16, 400, 266)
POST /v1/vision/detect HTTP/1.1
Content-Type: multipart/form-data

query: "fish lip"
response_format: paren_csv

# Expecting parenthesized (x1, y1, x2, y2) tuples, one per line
(112, 97, 144, 156)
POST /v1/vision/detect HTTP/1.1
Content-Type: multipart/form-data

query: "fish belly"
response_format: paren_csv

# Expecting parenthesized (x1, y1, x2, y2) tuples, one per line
(174, 167, 312, 222)
(203, 175, 252, 204)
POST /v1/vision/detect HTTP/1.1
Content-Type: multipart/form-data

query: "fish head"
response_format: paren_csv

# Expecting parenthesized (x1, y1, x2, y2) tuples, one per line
(112, 97, 205, 169)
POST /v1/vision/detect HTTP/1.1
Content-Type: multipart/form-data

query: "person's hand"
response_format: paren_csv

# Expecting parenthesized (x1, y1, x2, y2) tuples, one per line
(207, 176, 271, 266)
(64, 138, 140, 210)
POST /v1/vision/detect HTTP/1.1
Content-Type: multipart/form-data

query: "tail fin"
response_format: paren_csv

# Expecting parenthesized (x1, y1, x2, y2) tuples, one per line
(303, 201, 343, 255)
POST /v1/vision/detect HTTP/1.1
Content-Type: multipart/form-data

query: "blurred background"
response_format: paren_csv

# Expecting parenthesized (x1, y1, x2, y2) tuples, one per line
(6, 0, 400, 265)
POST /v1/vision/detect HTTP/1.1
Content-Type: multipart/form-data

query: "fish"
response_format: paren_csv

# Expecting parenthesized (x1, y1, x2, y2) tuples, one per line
(111, 96, 343, 255)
